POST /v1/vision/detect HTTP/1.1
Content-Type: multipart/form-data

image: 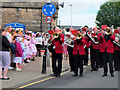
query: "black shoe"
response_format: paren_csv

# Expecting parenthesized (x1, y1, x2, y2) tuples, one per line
(70, 70, 74, 72)
(31, 59, 35, 61)
(2, 77, 11, 80)
(111, 74, 114, 77)
(115, 69, 118, 71)
(84, 63, 88, 66)
(102, 74, 107, 77)
(56, 74, 60, 77)
(79, 74, 83, 77)
(72, 74, 78, 76)
(91, 69, 97, 71)
(24, 60, 29, 63)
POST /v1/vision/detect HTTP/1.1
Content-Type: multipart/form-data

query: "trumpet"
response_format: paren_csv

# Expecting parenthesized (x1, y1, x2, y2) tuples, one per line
(76, 33, 82, 39)
(53, 32, 59, 38)
(106, 29, 111, 35)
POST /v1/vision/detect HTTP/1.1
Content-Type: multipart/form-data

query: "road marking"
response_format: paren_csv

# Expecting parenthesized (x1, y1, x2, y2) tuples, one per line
(14, 77, 55, 90)
(15, 62, 91, 90)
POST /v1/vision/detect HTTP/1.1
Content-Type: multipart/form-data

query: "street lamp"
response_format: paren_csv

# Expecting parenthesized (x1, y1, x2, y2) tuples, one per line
(69, 4, 72, 28)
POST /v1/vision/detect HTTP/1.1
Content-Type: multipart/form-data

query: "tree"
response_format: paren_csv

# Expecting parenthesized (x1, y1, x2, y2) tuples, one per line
(95, 1, 120, 29)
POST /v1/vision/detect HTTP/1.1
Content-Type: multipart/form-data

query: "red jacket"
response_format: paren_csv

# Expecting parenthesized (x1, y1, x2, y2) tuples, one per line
(73, 37, 86, 55)
(114, 44, 120, 51)
(85, 32, 91, 47)
(92, 33, 102, 49)
(98, 34, 115, 53)
(52, 34, 64, 53)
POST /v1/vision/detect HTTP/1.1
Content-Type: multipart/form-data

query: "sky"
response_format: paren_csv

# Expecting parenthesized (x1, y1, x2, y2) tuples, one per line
(58, 0, 109, 27)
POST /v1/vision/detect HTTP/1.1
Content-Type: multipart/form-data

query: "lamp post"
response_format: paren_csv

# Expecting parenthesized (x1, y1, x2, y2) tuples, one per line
(69, 4, 72, 28)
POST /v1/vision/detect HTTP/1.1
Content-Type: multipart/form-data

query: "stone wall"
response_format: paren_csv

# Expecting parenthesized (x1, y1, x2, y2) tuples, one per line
(1, 1, 58, 32)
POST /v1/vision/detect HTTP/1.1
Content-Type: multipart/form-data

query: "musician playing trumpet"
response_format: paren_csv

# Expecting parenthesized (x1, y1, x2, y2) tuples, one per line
(72, 31, 86, 76)
(48, 27, 64, 77)
(98, 28, 115, 77)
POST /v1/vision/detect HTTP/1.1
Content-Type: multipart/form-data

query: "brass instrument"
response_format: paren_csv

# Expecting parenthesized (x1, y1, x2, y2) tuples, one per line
(47, 37, 54, 46)
(106, 29, 111, 35)
(113, 33, 120, 47)
(64, 32, 74, 47)
(76, 33, 82, 39)
(86, 31, 99, 44)
(53, 32, 59, 38)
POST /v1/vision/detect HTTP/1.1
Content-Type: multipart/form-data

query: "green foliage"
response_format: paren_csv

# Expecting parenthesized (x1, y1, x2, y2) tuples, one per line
(95, 2, 120, 29)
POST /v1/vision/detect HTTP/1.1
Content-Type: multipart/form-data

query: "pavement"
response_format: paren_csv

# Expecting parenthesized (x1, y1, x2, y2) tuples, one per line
(0, 52, 70, 89)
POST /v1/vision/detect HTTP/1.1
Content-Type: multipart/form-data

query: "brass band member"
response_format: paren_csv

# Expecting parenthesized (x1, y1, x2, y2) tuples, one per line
(98, 28, 115, 77)
(113, 28, 120, 71)
(72, 31, 86, 76)
(48, 27, 64, 77)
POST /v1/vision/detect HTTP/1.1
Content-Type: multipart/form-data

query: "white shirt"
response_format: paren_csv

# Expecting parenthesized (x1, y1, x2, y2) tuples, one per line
(35, 37, 42, 45)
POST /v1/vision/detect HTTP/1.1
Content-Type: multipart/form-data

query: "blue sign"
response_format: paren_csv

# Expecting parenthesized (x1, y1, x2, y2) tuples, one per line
(42, 3, 56, 16)
(5, 23, 26, 31)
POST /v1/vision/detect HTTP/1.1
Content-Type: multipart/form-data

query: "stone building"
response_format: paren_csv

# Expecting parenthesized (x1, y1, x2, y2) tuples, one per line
(1, 1, 58, 32)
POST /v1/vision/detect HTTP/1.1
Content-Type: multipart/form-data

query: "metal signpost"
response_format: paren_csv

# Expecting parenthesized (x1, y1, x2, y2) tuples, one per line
(42, 3, 56, 74)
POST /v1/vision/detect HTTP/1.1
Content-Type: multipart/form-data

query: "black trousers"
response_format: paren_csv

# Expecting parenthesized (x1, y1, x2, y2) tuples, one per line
(35, 44, 42, 57)
(85, 47, 89, 65)
(113, 50, 120, 70)
(73, 51, 84, 75)
(101, 52, 114, 75)
(68, 51, 74, 71)
(52, 50, 62, 75)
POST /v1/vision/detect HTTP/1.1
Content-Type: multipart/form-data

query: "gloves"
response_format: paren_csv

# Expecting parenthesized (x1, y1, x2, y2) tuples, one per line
(100, 35, 103, 38)
(107, 34, 112, 38)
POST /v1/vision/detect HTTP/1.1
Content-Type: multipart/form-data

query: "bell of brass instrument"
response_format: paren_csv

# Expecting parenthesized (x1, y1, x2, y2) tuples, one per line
(106, 29, 111, 35)
(53, 32, 59, 38)
(76, 33, 82, 39)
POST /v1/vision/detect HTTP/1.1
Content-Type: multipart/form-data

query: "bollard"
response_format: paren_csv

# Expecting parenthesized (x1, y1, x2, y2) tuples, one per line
(42, 55, 46, 74)
(42, 48, 47, 74)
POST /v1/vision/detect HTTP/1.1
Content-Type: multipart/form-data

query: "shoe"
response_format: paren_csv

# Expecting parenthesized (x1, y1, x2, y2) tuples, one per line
(15, 68, 22, 71)
(84, 63, 88, 66)
(91, 69, 98, 71)
(79, 74, 83, 77)
(56, 74, 60, 77)
(8, 66, 13, 70)
(72, 74, 78, 76)
(24, 60, 29, 63)
(31, 59, 35, 61)
(115, 69, 118, 71)
(102, 74, 107, 77)
(27, 60, 31, 63)
(2, 77, 11, 81)
(19, 66, 23, 69)
(111, 74, 114, 77)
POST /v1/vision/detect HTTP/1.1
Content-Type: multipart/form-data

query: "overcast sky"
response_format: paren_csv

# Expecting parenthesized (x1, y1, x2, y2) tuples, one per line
(58, 0, 108, 27)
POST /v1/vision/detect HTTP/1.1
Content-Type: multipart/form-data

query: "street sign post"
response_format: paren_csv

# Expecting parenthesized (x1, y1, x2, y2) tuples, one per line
(42, 3, 56, 16)
(45, 16, 53, 23)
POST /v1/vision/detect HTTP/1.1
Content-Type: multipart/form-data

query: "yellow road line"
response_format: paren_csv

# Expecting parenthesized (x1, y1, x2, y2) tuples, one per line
(15, 77, 55, 90)
(15, 62, 91, 90)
